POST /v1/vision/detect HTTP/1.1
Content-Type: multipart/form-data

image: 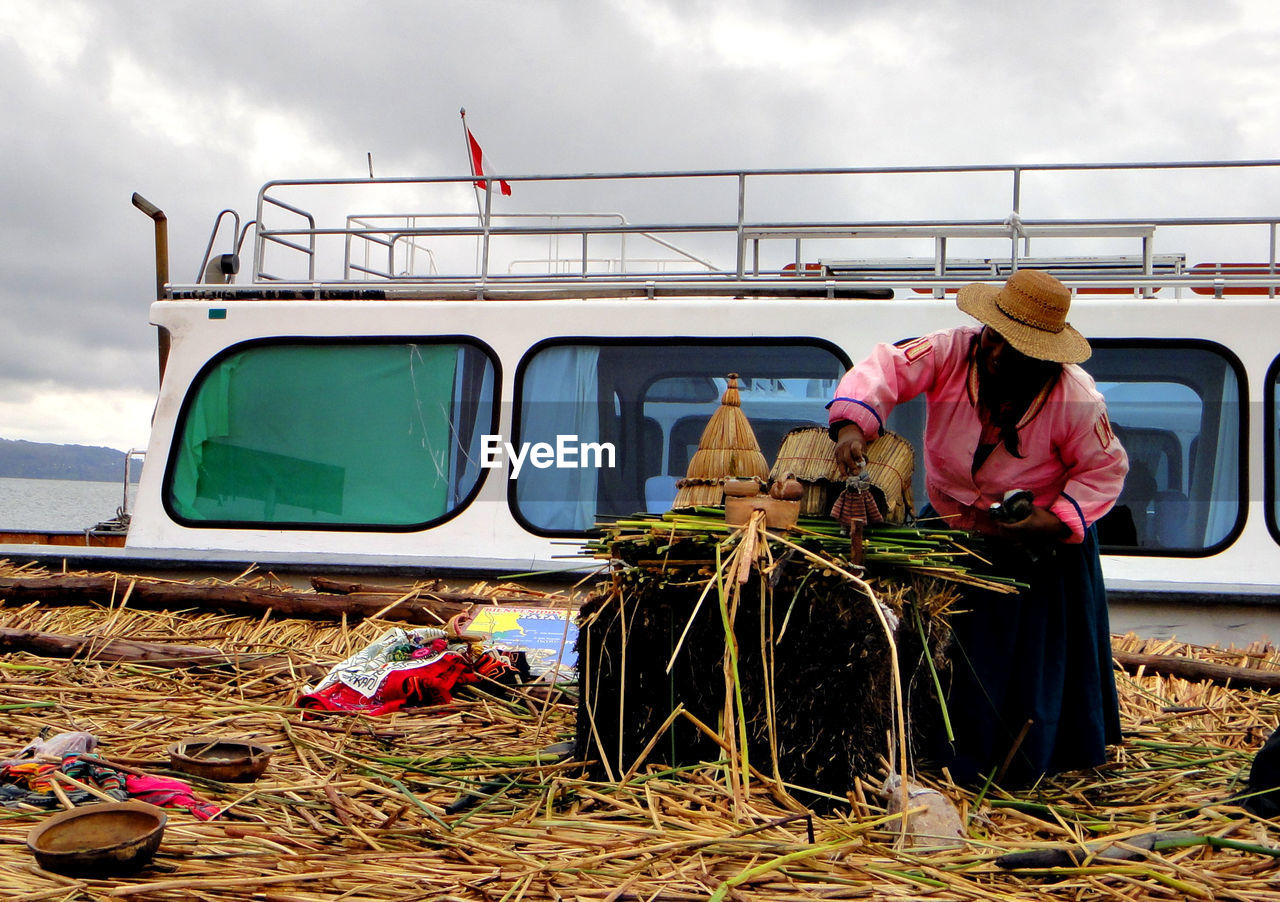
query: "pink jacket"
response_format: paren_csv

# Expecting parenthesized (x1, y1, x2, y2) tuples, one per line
(827, 325, 1128, 543)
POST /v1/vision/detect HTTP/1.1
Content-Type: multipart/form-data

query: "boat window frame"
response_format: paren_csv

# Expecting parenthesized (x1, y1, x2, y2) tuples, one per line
(160, 334, 502, 532)
(1265, 353, 1280, 548)
(509, 335, 852, 538)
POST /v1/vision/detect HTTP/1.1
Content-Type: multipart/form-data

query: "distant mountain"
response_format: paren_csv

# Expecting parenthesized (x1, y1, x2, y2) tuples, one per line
(0, 439, 142, 483)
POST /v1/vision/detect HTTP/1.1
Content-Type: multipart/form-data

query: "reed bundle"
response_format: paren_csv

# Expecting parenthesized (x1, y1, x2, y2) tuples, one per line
(673, 374, 771, 510)
(3, 560, 1280, 901)
(575, 516, 952, 808)
(585, 509, 1023, 594)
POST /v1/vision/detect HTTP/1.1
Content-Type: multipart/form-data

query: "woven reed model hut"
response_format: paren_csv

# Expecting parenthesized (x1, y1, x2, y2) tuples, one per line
(864, 431, 915, 524)
(768, 426, 842, 516)
(769, 426, 916, 524)
(672, 374, 771, 509)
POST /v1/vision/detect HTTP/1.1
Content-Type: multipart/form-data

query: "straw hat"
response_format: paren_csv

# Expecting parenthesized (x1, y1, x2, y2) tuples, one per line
(955, 269, 1091, 363)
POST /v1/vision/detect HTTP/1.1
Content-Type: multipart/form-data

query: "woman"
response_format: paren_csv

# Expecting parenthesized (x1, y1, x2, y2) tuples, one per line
(828, 269, 1128, 786)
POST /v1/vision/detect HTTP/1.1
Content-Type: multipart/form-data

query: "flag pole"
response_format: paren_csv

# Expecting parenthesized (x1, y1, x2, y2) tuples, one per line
(459, 108, 485, 222)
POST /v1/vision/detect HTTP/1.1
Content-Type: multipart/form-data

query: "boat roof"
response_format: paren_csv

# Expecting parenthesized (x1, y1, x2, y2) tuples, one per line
(169, 159, 1280, 301)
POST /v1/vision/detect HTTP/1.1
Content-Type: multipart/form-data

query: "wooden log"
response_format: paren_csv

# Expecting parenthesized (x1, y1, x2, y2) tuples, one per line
(1113, 648, 1280, 691)
(311, 576, 437, 595)
(0, 625, 327, 678)
(310, 575, 558, 608)
(0, 575, 474, 625)
(0, 626, 222, 663)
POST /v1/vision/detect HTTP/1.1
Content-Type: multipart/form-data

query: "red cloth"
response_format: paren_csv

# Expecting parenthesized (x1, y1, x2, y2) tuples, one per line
(125, 774, 221, 820)
(298, 654, 478, 715)
(830, 486, 884, 529)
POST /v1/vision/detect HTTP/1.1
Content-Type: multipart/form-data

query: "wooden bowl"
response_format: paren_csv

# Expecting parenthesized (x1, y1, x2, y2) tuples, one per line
(27, 801, 167, 876)
(168, 737, 272, 782)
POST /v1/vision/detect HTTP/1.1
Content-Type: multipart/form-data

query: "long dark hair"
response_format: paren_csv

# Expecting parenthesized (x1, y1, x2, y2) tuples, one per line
(974, 332, 1062, 458)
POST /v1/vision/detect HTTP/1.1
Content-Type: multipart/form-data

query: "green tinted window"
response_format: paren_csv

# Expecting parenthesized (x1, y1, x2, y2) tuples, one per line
(167, 341, 495, 527)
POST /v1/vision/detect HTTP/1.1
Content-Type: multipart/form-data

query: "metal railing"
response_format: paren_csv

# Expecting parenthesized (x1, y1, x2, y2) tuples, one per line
(194, 161, 1280, 297)
(87, 449, 145, 538)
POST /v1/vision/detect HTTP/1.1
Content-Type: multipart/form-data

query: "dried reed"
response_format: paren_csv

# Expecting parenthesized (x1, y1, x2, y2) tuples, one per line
(1, 561, 1279, 901)
(863, 431, 915, 523)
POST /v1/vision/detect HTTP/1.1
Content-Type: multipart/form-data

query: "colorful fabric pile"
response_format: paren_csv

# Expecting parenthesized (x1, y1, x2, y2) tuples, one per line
(0, 754, 128, 809)
(0, 731, 221, 819)
(297, 627, 529, 715)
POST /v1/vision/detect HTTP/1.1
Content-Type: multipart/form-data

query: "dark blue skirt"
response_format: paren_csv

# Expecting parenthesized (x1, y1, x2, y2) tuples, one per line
(937, 526, 1121, 787)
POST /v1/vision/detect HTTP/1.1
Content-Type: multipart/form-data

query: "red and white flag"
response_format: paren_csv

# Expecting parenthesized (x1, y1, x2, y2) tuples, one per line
(465, 124, 512, 196)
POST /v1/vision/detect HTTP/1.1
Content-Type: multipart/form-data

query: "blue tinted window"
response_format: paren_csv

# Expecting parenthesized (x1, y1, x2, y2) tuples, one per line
(885, 341, 1244, 554)
(513, 341, 847, 533)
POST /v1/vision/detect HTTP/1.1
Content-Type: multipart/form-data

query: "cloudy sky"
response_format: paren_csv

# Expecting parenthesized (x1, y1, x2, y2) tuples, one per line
(2, 0, 1279, 451)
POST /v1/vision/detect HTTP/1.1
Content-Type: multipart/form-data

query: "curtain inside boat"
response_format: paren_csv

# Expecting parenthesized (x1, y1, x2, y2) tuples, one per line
(514, 346, 601, 532)
(168, 342, 493, 527)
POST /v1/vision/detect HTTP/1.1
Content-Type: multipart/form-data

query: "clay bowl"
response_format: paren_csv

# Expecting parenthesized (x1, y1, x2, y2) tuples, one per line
(27, 801, 167, 876)
(168, 737, 272, 782)
(722, 478, 763, 498)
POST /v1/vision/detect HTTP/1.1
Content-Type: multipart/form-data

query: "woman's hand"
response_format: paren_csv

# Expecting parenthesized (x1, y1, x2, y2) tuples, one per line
(833, 422, 867, 476)
(997, 504, 1070, 542)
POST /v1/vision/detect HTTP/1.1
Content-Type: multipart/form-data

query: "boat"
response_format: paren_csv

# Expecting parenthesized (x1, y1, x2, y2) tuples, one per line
(6, 160, 1280, 642)
(0, 450, 142, 549)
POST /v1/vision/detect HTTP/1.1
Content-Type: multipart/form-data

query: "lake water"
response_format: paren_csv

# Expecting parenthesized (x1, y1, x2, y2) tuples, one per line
(0, 476, 138, 532)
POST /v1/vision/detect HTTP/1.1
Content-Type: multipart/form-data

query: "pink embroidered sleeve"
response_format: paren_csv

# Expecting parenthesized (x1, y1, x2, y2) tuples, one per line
(827, 330, 965, 440)
(1048, 397, 1129, 544)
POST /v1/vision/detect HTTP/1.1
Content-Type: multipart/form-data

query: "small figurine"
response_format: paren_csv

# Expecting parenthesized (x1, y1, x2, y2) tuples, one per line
(831, 471, 884, 530)
(830, 469, 884, 564)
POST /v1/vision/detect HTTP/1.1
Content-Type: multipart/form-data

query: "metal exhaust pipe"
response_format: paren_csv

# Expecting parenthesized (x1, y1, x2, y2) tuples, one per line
(132, 193, 171, 384)
(132, 193, 168, 300)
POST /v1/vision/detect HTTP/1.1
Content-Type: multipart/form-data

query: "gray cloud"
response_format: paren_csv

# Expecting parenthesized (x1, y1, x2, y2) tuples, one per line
(2, 0, 1279, 448)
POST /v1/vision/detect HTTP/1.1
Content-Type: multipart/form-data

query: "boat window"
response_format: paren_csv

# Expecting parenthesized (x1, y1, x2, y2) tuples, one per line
(886, 340, 1245, 555)
(164, 340, 497, 529)
(511, 340, 849, 534)
(1089, 343, 1244, 554)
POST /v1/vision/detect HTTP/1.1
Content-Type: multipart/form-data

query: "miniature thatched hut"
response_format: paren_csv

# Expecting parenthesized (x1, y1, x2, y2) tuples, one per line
(768, 425, 842, 516)
(768, 426, 916, 524)
(863, 431, 915, 524)
(672, 374, 771, 509)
